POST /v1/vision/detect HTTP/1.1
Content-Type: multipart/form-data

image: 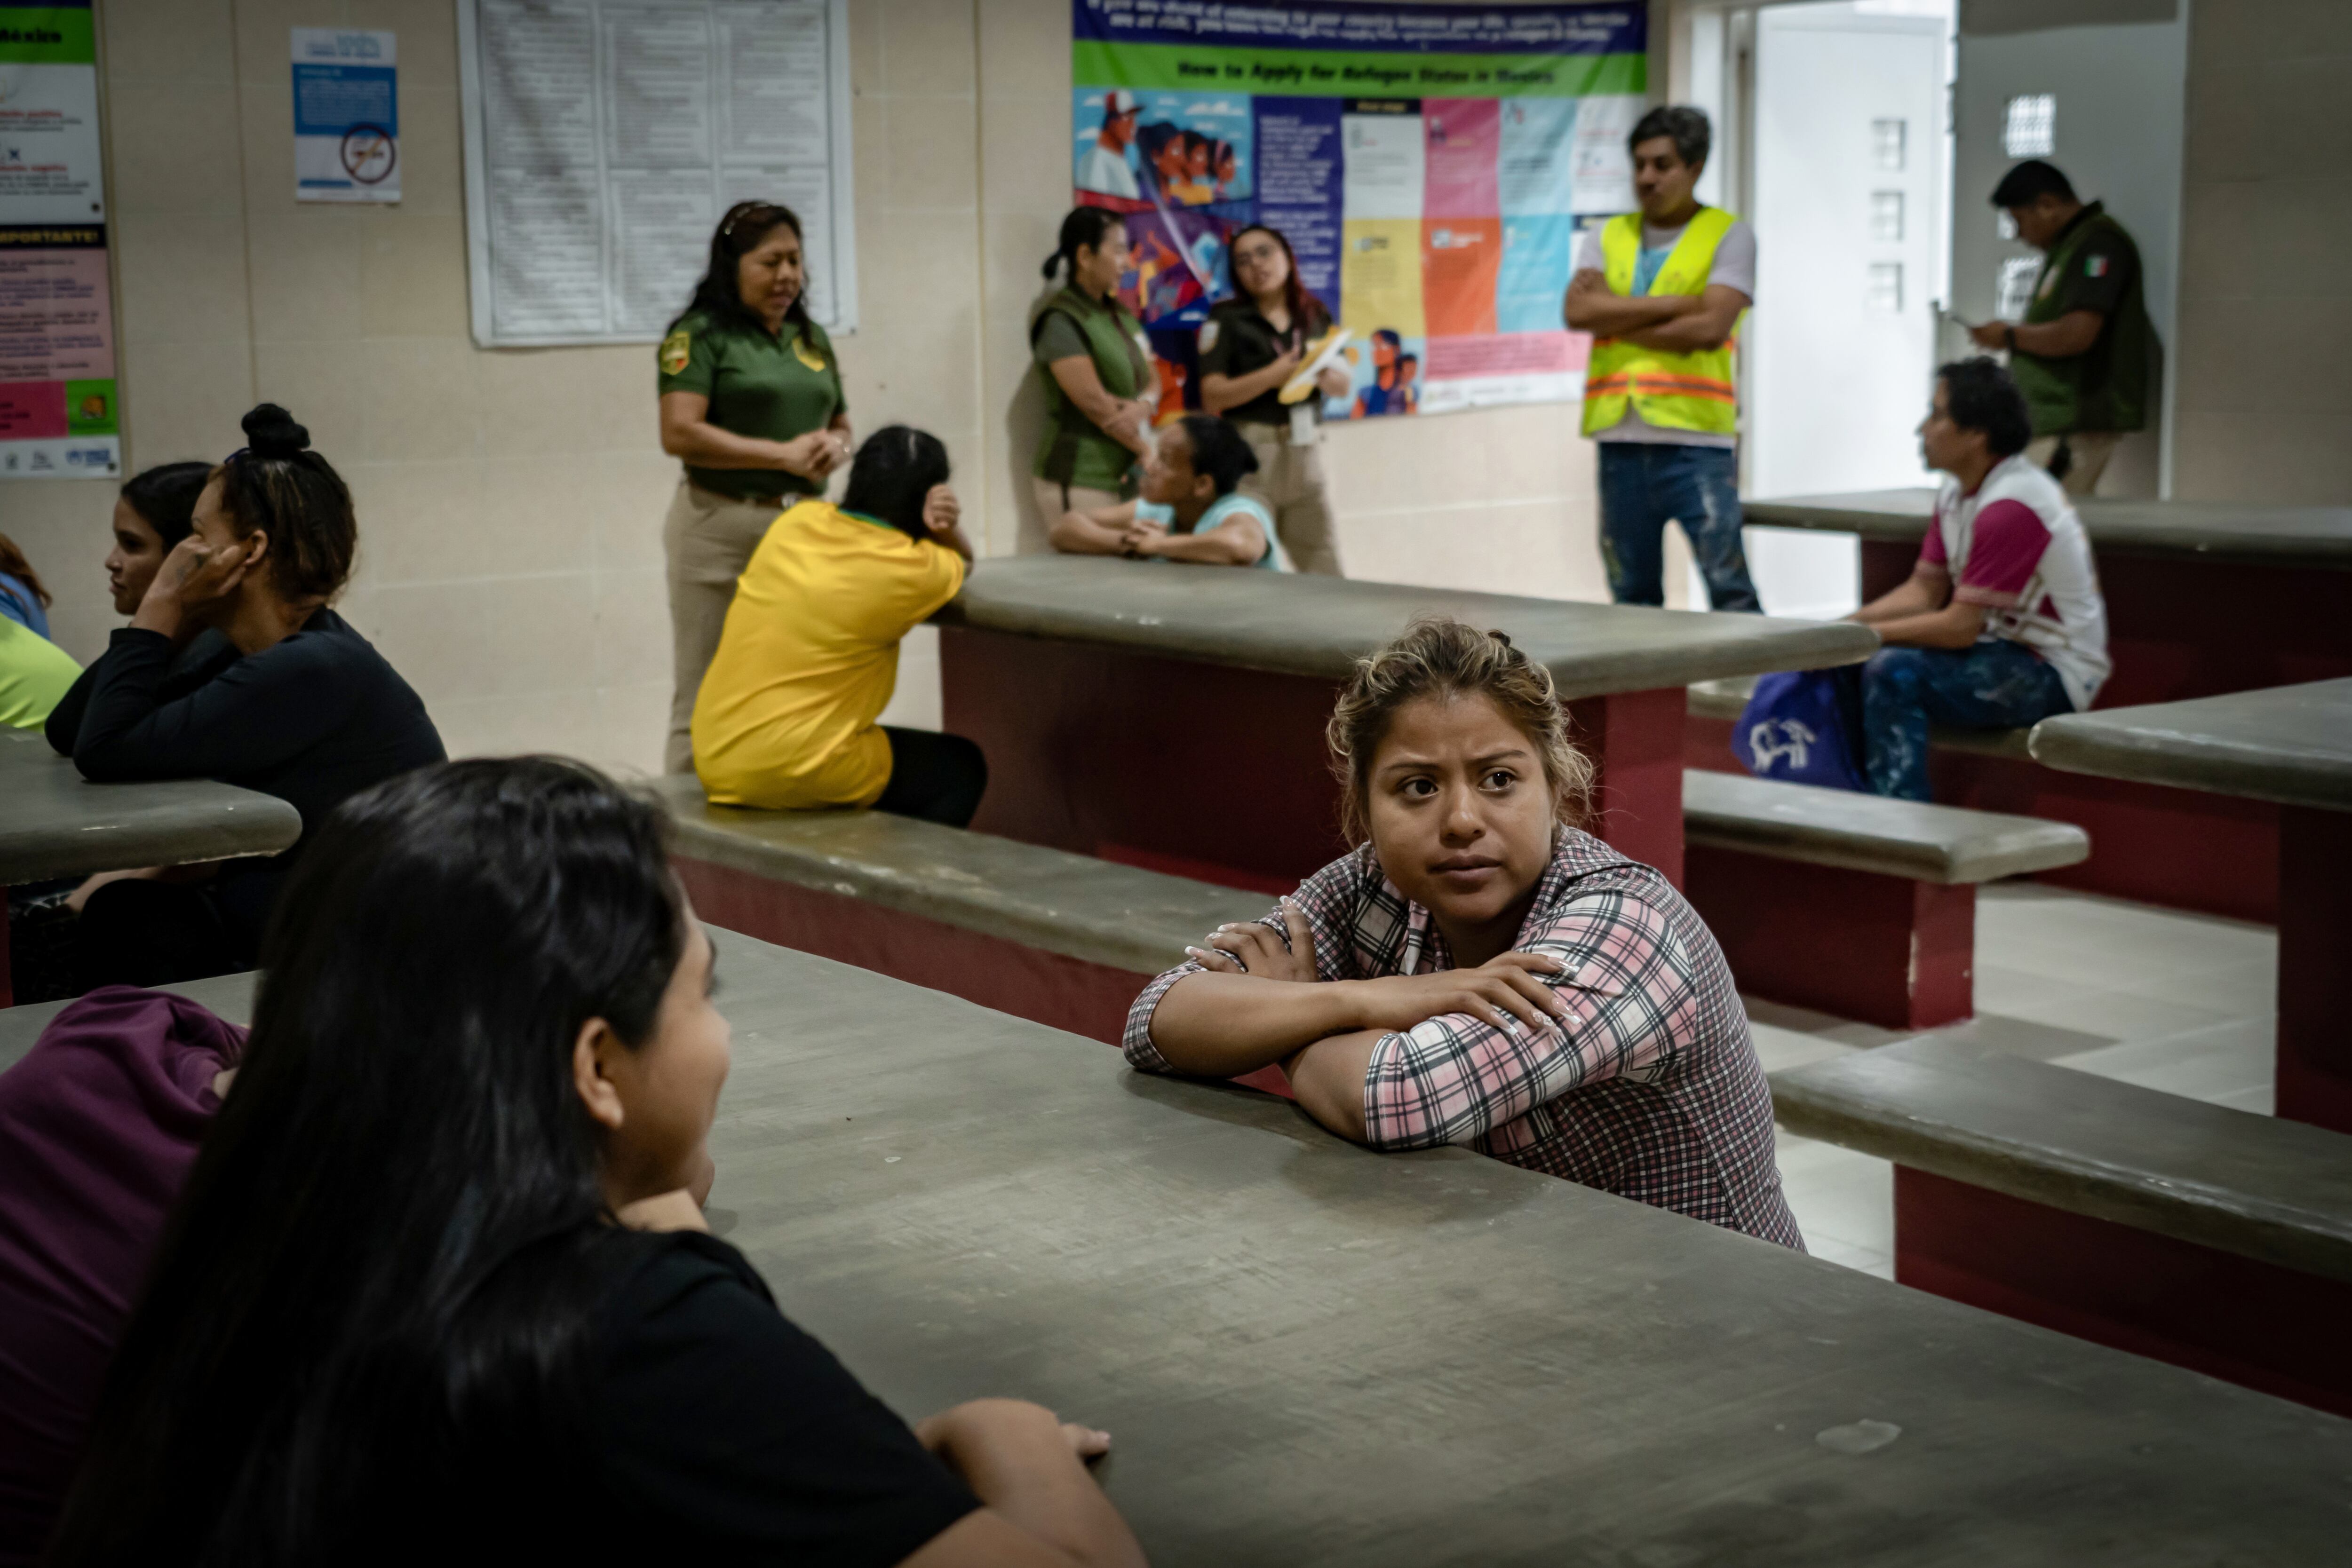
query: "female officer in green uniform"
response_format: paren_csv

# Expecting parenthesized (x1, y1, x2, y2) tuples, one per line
(657, 200, 852, 774)
(1030, 207, 1157, 540)
(1198, 223, 1352, 576)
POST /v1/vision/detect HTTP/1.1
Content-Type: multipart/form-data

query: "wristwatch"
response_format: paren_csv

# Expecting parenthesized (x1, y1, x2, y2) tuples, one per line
(2004, 324, 2018, 352)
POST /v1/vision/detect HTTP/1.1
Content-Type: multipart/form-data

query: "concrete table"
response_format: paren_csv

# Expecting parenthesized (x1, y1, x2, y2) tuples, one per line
(937, 558, 1875, 892)
(1726, 492, 2352, 924)
(2032, 678, 2352, 1133)
(7, 936, 2352, 1562)
(0, 731, 301, 1006)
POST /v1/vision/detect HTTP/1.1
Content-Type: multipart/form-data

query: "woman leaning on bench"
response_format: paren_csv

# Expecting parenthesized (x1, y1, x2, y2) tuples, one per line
(1125, 618, 1802, 1247)
(43, 760, 1142, 1568)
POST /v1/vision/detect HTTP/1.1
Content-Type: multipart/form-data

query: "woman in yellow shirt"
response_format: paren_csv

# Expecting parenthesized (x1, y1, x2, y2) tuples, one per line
(691, 427, 985, 825)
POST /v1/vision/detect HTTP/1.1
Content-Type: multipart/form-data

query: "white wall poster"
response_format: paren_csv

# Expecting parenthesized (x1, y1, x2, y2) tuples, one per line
(454, 0, 858, 346)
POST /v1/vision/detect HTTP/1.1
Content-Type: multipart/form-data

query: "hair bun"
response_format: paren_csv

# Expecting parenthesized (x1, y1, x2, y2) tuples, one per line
(241, 403, 310, 460)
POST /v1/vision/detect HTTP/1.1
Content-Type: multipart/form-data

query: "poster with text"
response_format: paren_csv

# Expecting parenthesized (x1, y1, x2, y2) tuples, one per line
(1072, 0, 1644, 420)
(0, 0, 119, 478)
(293, 28, 400, 203)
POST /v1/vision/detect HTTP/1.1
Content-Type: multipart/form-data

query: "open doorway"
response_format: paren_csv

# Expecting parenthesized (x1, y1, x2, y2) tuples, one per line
(1682, 0, 1956, 619)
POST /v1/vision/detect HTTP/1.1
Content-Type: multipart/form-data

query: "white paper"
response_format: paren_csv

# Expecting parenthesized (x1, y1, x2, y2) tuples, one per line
(457, 0, 857, 346)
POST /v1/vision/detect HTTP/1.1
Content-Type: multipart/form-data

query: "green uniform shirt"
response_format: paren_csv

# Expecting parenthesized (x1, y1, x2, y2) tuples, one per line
(2014, 202, 2157, 436)
(1029, 287, 1153, 494)
(657, 309, 847, 501)
(1196, 296, 1330, 428)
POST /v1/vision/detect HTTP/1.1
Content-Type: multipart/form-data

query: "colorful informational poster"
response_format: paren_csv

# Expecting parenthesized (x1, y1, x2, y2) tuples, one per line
(0, 0, 119, 478)
(1072, 0, 1645, 420)
(293, 29, 400, 203)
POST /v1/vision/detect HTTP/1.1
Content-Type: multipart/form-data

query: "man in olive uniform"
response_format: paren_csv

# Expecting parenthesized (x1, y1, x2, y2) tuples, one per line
(1971, 161, 2158, 497)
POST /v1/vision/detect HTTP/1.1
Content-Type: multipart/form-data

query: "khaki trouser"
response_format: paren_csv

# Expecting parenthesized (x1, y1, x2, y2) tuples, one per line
(665, 480, 790, 774)
(1031, 476, 1124, 543)
(1233, 421, 1342, 576)
(2025, 431, 2122, 499)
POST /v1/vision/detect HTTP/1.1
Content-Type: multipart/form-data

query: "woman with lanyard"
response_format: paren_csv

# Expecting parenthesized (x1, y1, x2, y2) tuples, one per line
(1198, 224, 1352, 576)
(657, 200, 851, 775)
(1029, 208, 1158, 541)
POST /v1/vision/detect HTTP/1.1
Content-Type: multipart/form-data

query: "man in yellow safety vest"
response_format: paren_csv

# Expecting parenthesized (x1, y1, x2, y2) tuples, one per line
(1564, 106, 1760, 611)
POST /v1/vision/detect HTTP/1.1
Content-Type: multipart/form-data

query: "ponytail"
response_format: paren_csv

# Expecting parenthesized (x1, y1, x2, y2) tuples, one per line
(1044, 206, 1124, 282)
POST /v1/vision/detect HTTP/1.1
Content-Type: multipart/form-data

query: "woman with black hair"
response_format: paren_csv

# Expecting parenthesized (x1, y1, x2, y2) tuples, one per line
(658, 200, 855, 773)
(43, 404, 445, 985)
(103, 461, 213, 617)
(1030, 207, 1157, 544)
(693, 426, 986, 826)
(1199, 225, 1350, 575)
(44, 758, 1143, 1567)
(1049, 413, 1282, 570)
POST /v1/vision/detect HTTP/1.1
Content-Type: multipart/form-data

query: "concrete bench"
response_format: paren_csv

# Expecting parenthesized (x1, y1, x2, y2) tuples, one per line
(649, 776, 1274, 1063)
(1680, 769, 2089, 1029)
(1772, 1037, 2352, 1418)
(1685, 673, 2281, 926)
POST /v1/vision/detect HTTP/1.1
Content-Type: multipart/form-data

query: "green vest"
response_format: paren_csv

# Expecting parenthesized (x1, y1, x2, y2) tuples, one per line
(1581, 208, 1741, 438)
(1030, 287, 1154, 493)
(2014, 204, 2156, 436)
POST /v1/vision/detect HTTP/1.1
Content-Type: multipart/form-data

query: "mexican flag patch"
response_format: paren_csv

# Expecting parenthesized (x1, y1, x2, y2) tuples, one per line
(2085, 255, 2110, 278)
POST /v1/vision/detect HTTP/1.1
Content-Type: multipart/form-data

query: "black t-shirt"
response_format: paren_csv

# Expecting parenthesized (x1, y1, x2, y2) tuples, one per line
(592, 1231, 979, 1562)
(1196, 296, 1327, 427)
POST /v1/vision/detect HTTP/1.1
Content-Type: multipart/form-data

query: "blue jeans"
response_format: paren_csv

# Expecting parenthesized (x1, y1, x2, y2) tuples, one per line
(1861, 641, 2074, 801)
(1597, 443, 1761, 611)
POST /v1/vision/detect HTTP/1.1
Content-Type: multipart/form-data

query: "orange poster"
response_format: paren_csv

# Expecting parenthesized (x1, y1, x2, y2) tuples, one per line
(1420, 218, 1500, 339)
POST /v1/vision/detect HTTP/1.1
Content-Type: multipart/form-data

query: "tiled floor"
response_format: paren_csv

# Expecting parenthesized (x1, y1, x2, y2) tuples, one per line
(1751, 881, 2279, 1277)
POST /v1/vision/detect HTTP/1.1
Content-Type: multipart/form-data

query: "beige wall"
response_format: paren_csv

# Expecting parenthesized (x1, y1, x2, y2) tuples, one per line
(2171, 0, 2352, 504)
(15, 0, 1654, 776)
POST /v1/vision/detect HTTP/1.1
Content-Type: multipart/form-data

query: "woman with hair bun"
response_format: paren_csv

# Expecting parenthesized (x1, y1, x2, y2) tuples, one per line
(1120, 616, 1800, 1247)
(1029, 207, 1157, 542)
(45, 403, 445, 985)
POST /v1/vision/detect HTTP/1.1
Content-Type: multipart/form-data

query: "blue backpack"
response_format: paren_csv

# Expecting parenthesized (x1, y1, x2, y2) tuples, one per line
(1732, 668, 1868, 792)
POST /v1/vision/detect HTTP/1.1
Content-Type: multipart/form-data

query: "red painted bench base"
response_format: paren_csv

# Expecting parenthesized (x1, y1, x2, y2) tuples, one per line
(1682, 844, 1974, 1029)
(673, 855, 1146, 1045)
(673, 853, 1301, 1100)
(1894, 1167, 2352, 1419)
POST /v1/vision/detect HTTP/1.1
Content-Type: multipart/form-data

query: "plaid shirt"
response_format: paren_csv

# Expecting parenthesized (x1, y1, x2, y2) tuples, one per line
(1124, 831, 1804, 1249)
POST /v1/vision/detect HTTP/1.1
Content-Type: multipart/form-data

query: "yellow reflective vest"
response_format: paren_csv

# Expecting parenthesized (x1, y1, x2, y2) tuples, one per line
(1581, 207, 1741, 437)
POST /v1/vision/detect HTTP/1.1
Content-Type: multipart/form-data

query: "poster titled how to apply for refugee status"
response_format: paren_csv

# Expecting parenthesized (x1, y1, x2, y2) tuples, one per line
(1071, 0, 1646, 421)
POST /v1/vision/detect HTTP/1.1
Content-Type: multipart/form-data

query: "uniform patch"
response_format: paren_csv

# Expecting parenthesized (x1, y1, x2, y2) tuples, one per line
(2085, 254, 2110, 278)
(793, 335, 828, 372)
(1197, 320, 1220, 353)
(659, 329, 691, 375)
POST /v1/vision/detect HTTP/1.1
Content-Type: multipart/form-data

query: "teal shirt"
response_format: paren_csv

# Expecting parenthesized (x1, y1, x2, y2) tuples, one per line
(1135, 493, 1283, 570)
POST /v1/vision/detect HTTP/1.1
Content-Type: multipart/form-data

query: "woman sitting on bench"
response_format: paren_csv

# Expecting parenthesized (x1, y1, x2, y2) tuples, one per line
(46, 760, 1142, 1568)
(692, 426, 986, 827)
(1121, 617, 1801, 1247)
(1048, 414, 1283, 569)
(44, 404, 445, 986)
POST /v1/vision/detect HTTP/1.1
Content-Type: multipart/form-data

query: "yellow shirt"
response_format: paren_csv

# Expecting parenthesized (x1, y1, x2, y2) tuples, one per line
(691, 500, 967, 809)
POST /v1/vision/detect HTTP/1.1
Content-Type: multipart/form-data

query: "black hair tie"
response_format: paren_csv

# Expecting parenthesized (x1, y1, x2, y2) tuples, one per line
(239, 402, 310, 461)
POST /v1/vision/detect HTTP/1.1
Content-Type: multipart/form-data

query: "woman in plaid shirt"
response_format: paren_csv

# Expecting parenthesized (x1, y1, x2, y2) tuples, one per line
(1123, 617, 1802, 1247)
